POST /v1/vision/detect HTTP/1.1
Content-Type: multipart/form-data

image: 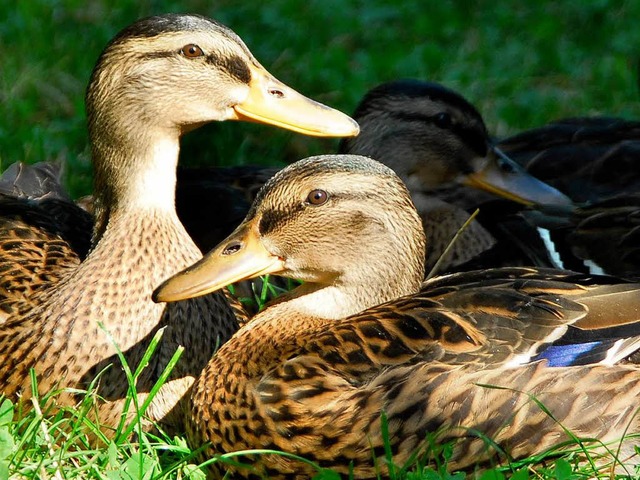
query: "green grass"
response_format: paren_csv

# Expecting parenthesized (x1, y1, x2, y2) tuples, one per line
(2, 1, 640, 478)
(0, 329, 201, 480)
(2, 0, 640, 197)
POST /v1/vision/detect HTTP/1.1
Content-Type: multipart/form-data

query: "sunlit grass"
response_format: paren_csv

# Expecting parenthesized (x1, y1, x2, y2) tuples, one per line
(0, 328, 203, 480)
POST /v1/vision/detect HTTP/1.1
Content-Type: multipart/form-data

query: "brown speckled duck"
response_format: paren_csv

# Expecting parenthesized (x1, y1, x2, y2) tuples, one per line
(0, 13, 358, 432)
(155, 155, 640, 478)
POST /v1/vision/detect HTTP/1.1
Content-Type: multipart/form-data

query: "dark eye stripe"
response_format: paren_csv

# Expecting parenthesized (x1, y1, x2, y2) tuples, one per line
(204, 53, 251, 84)
(259, 207, 301, 236)
(386, 110, 488, 157)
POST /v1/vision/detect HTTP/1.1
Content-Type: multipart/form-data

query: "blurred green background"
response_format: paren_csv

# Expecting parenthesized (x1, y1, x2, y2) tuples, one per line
(1, 0, 639, 197)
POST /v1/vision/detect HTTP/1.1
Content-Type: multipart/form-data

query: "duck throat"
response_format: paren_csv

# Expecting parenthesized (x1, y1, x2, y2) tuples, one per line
(258, 260, 424, 326)
(90, 122, 181, 243)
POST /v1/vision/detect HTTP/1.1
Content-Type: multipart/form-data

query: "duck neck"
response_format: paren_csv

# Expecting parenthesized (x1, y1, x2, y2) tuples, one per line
(90, 124, 181, 242)
(252, 247, 424, 329)
(265, 280, 401, 322)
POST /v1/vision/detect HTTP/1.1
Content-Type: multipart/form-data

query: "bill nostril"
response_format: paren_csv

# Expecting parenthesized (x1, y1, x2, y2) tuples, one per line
(268, 88, 285, 98)
(223, 241, 243, 255)
(498, 158, 516, 174)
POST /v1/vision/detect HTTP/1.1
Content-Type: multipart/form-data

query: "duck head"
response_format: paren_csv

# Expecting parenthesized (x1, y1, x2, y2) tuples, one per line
(154, 155, 425, 317)
(340, 79, 571, 208)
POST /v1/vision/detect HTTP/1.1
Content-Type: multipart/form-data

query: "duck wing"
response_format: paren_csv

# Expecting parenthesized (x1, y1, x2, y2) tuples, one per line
(0, 163, 93, 321)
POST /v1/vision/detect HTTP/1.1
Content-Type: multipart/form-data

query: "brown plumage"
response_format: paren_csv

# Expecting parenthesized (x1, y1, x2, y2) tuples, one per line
(154, 154, 640, 478)
(0, 163, 93, 320)
(0, 13, 357, 433)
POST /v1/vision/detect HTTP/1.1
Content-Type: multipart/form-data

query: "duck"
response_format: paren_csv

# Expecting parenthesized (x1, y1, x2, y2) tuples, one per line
(338, 79, 575, 276)
(154, 154, 640, 478)
(0, 13, 358, 433)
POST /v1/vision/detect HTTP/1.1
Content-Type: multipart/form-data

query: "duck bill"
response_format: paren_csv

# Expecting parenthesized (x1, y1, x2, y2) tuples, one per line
(231, 64, 359, 137)
(463, 147, 573, 207)
(153, 222, 284, 303)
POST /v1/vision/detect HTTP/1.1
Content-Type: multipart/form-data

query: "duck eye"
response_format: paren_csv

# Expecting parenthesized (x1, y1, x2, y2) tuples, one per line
(181, 44, 204, 58)
(434, 112, 453, 129)
(306, 189, 329, 206)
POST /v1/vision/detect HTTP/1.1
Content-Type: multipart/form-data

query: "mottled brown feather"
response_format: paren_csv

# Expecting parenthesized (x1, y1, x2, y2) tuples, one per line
(191, 271, 640, 477)
(167, 156, 640, 478)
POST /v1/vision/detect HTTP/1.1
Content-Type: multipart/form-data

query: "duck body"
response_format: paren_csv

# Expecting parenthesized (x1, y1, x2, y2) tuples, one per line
(499, 116, 640, 203)
(1, 210, 227, 426)
(0, 165, 239, 429)
(191, 286, 640, 478)
(0, 13, 358, 431)
(155, 155, 640, 478)
(499, 116, 640, 277)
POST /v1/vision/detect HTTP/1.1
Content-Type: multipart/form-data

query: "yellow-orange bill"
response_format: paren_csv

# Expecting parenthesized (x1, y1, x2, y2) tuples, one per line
(232, 64, 359, 138)
(153, 222, 284, 303)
